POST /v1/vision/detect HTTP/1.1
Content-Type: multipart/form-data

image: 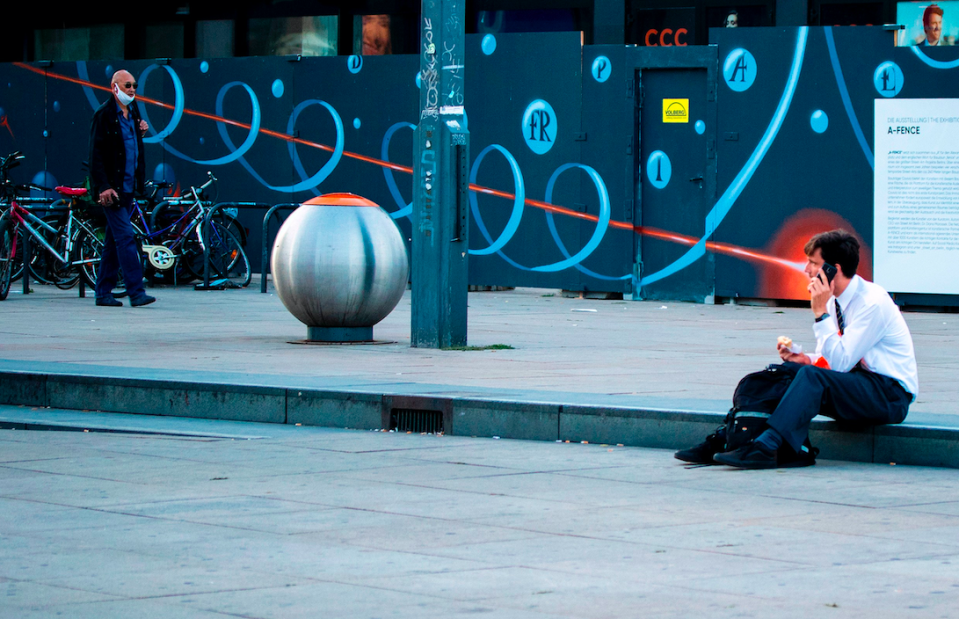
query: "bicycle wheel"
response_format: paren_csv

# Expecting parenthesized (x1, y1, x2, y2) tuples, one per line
(74, 225, 104, 289)
(0, 216, 14, 300)
(205, 221, 251, 287)
(51, 222, 80, 289)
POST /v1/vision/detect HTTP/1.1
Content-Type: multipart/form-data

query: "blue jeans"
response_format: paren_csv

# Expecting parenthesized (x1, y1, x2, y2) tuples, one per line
(95, 194, 145, 299)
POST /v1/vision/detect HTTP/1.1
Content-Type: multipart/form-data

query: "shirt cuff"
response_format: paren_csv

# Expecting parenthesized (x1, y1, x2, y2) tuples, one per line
(813, 314, 838, 339)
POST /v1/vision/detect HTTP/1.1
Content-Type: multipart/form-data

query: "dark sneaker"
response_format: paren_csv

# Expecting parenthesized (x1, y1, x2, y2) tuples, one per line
(95, 296, 122, 307)
(777, 440, 819, 468)
(713, 441, 778, 469)
(674, 428, 726, 464)
(130, 294, 156, 307)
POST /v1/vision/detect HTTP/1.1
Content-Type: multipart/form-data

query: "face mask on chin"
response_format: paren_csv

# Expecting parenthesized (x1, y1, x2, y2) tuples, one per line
(114, 84, 135, 106)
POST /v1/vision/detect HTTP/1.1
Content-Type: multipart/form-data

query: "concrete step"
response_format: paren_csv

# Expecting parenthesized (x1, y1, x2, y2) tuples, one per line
(3, 366, 957, 469)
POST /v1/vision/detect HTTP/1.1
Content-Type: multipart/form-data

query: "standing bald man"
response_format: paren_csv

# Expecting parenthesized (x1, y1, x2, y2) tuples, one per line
(88, 69, 156, 307)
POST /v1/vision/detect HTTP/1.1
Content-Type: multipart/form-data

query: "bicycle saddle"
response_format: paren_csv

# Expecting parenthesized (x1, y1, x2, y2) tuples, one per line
(56, 186, 88, 197)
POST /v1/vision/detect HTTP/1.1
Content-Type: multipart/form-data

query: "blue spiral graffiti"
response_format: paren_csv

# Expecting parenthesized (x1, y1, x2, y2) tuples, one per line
(824, 27, 873, 169)
(138, 64, 186, 143)
(536, 164, 611, 273)
(910, 46, 959, 69)
(224, 99, 343, 193)
(381, 121, 416, 220)
(469, 145, 527, 256)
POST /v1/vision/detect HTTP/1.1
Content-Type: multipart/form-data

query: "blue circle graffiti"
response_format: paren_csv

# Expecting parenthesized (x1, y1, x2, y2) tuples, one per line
(695, 120, 705, 134)
(522, 99, 557, 155)
(30, 171, 57, 199)
(353, 117, 361, 129)
(723, 48, 757, 92)
(52, 101, 60, 112)
(105, 65, 113, 78)
(152, 163, 176, 192)
(874, 61, 903, 97)
(469, 145, 526, 255)
(347, 55, 363, 74)
(591, 56, 611, 83)
(271, 79, 284, 98)
(646, 151, 671, 189)
(810, 110, 828, 133)
(200, 61, 209, 73)
(415, 72, 422, 88)
(481, 34, 497, 55)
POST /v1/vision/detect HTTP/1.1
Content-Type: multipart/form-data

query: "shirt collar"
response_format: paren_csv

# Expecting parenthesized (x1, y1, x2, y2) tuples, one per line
(835, 274, 861, 308)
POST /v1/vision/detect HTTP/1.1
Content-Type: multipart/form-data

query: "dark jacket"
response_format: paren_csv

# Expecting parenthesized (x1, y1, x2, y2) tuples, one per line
(88, 95, 146, 200)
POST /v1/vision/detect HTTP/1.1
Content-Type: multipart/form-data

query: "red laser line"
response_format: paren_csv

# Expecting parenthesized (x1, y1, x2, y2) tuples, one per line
(13, 62, 799, 272)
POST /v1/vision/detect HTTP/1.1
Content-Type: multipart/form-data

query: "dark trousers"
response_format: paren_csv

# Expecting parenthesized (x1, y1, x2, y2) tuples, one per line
(767, 364, 911, 452)
(95, 194, 145, 299)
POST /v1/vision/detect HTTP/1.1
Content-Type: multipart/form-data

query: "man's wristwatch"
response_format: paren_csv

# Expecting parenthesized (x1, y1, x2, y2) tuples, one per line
(815, 313, 829, 323)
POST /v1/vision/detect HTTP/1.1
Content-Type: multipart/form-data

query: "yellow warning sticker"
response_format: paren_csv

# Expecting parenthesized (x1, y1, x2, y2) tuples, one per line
(662, 99, 689, 123)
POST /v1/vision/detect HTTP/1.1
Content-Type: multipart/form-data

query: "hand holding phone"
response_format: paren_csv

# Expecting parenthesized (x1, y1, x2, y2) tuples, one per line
(820, 262, 837, 284)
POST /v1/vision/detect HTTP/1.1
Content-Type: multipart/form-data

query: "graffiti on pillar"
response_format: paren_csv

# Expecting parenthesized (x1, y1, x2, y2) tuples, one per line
(421, 18, 439, 121)
(418, 133, 436, 245)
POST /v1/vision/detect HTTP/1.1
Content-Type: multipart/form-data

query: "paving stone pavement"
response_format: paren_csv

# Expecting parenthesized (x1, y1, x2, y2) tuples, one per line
(0, 283, 956, 419)
(2, 412, 959, 618)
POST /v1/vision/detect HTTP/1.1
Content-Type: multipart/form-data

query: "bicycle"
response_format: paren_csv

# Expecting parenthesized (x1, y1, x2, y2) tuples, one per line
(129, 172, 250, 288)
(0, 152, 105, 300)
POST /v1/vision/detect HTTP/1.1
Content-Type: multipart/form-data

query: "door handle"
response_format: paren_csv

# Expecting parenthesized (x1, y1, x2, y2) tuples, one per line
(689, 175, 704, 189)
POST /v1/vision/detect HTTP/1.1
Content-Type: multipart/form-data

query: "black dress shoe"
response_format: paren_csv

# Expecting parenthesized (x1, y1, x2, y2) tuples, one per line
(95, 296, 122, 307)
(674, 428, 726, 464)
(129, 294, 156, 307)
(713, 441, 778, 469)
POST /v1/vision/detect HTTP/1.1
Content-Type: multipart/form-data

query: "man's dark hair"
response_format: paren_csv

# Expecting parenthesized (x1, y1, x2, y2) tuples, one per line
(804, 229, 860, 277)
(924, 4, 943, 27)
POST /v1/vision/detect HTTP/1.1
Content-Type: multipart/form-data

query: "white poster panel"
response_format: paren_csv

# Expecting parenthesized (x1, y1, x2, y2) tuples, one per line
(874, 98, 959, 294)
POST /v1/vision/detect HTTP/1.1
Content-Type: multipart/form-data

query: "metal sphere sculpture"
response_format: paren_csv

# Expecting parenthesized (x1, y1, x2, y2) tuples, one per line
(271, 193, 409, 342)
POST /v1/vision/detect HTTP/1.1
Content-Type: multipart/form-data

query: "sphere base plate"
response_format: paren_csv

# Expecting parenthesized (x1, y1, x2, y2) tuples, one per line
(306, 326, 374, 343)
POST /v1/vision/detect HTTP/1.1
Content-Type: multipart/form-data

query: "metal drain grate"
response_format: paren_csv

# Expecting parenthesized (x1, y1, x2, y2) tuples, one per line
(390, 408, 444, 434)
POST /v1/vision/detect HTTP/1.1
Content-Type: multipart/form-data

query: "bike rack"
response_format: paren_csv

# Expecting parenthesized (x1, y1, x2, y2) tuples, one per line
(259, 203, 300, 293)
(198, 202, 272, 291)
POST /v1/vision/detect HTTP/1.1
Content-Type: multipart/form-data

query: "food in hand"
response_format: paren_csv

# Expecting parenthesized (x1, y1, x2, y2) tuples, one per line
(777, 335, 802, 355)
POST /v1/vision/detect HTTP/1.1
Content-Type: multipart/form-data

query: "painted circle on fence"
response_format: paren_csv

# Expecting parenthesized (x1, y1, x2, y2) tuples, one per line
(482, 34, 497, 55)
(353, 117, 361, 129)
(723, 48, 757, 92)
(591, 56, 611, 83)
(646, 151, 672, 189)
(522, 99, 557, 155)
(695, 120, 705, 134)
(810, 110, 828, 133)
(347, 55, 363, 74)
(874, 61, 904, 97)
(52, 101, 60, 112)
(415, 72, 421, 88)
(271, 79, 284, 98)
(200, 61, 209, 73)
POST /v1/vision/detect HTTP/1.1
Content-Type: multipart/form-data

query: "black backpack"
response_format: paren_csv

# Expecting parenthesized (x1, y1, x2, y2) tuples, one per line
(724, 363, 818, 462)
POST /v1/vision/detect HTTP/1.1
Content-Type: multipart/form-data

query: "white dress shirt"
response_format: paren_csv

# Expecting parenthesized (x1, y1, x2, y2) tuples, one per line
(809, 275, 919, 398)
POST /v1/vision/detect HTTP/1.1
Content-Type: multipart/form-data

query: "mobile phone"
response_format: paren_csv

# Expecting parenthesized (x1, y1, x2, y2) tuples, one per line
(820, 262, 838, 284)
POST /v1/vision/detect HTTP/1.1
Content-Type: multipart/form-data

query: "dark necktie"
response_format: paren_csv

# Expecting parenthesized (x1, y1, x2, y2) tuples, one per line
(835, 300, 845, 336)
